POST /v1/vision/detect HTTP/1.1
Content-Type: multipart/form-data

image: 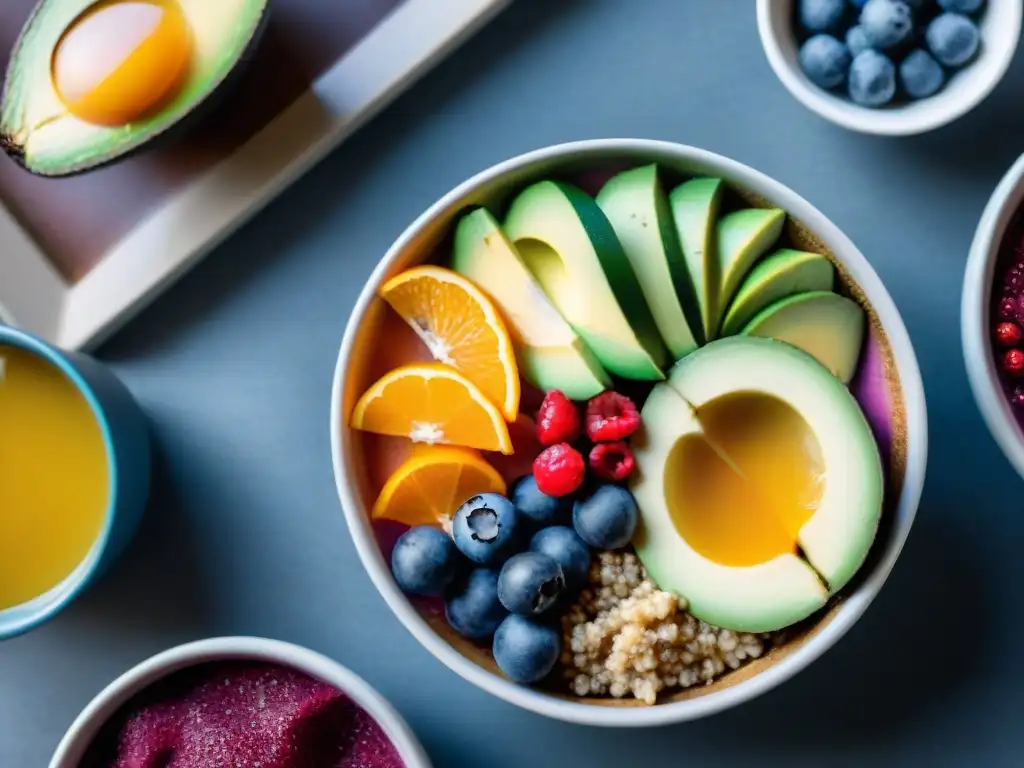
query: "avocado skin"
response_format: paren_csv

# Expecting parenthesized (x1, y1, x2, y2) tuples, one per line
(556, 181, 663, 345)
(1, 0, 270, 177)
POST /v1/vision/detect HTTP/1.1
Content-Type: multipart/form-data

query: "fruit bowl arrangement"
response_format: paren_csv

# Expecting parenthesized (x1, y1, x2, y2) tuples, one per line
(331, 140, 927, 726)
(757, 0, 1021, 135)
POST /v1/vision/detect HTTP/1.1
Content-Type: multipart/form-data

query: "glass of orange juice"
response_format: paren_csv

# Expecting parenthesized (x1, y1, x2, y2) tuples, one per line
(0, 325, 150, 639)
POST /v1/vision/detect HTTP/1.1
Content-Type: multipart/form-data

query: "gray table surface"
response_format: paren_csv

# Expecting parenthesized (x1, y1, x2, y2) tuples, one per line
(3, 1, 1022, 765)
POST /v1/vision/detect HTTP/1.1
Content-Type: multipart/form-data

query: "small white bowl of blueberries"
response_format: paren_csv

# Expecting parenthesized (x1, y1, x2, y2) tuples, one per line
(758, 0, 1022, 135)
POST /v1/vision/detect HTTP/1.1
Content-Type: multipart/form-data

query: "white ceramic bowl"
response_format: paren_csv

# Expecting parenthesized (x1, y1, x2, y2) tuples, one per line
(49, 636, 431, 767)
(963, 153, 1024, 478)
(757, 0, 1021, 136)
(330, 139, 928, 726)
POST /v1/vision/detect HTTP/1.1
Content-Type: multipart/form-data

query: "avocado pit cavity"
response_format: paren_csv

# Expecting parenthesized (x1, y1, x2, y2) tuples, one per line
(666, 391, 826, 572)
(51, 0, 193, 127)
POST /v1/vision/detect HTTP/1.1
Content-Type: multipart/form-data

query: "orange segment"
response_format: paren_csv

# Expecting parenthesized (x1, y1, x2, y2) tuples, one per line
(351, 363, 514, 454)
(372, 446, 506, 528)
(379, 266, 521, 421)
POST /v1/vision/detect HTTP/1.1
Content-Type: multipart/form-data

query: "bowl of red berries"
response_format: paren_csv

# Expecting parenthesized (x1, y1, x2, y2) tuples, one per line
(331, 139, 927, 726)
(963, 153, 1024, 478)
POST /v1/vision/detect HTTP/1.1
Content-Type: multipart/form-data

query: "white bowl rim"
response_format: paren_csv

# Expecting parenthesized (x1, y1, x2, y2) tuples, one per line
(48, 636, 432, 768)
(756, 0, 1023, 137)
(962, 152, 1024, 479)
(330, 138, 929, 727)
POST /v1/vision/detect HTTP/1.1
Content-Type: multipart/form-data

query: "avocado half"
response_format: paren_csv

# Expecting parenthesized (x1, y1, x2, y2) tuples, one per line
(630, 336, 883, 633)
(1, 0, 269, 176)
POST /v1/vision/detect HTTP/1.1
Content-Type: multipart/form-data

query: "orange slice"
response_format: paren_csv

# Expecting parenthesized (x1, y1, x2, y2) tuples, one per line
(372, 445, 507, 528)
(351, 363, 514, 454)
(379, 265, 521, 421)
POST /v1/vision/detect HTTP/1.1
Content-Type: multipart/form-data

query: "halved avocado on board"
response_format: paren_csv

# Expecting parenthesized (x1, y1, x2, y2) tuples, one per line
(1, 0, 269, 176)
(504, 180, 668, 381)
(631, 337, 883, 633)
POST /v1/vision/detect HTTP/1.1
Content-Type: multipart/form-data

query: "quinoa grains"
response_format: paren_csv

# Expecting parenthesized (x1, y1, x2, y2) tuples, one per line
(561, 551, 770, 705)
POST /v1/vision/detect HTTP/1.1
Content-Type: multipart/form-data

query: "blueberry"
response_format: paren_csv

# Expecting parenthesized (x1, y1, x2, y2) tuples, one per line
(451, 493, 519, 566)
(899, 48, 946, 97)
(510, 474, 568, 527)
(492, 614, 561, 684)
(860, 0, 915, 49)
(572, 485, 639, 550)
(846, 25, 873, 56)
(529, 526, 591, 592)
(799, 34, 852, 89)
(938, 0, 983, 13)
(391, 526, 460, 596)
(926, 12, 980, 67)
(848, 49, 897, 105)
(798, 0, 847, 32)
(445, 568, 508, 640)
(497, 552, 565, 616)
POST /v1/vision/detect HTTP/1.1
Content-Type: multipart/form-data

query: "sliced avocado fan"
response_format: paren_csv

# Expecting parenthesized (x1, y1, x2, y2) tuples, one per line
(741, 291, 866, 384)
(597, 164, 704, 361)
(720, 249, 835, 337)
(716, 208, 786, 326)
(1, 0, 269, 175)
(669, 177, 725, 341)
(451, 207, 611, 400)
(504, 180, 668, 381)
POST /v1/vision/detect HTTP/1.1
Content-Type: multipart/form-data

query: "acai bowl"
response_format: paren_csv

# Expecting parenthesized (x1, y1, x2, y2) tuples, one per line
(963, 153, 1024, 480)
(49, 637, 429, 767)
(330, 139, 928, 726)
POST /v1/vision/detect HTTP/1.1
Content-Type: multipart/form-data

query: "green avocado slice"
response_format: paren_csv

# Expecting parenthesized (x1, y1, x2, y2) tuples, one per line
(669, 177, 725, 341)
(597, 165, 703, 360)
(631, 337, 883, 632)
(450, 207, 610, 400)
(716, 208, 786, 322)
(720, 249, 835, 337)
(1, 0, 269, 176)
(504, 180, 667, 381)
(741, 291, 866, 384)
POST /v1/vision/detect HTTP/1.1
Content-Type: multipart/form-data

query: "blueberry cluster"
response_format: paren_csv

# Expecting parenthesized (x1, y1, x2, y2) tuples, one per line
(797, 0, 984, 107)
(389, 477, 639, 685)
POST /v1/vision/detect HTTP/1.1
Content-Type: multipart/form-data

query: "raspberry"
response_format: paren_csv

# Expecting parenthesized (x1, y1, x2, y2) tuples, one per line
(532, 443, 585, 497)
(996, 322, 1022, 347)
(535, 390, 580, 446)
(1005, 349, 1024, 375)
(585, 391, 641, 442)
(588, 441, 636, 483)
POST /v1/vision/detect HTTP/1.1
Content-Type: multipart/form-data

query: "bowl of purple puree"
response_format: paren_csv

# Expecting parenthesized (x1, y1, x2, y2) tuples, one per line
(48, 637, 431, 768)
(963, 153, 1024, 480)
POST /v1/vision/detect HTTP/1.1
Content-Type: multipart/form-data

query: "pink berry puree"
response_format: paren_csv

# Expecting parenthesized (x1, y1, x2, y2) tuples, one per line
(79, 662, 405, 768)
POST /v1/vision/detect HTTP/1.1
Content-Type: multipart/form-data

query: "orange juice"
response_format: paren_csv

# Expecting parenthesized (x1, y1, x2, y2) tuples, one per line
(0, 345, 109, 610)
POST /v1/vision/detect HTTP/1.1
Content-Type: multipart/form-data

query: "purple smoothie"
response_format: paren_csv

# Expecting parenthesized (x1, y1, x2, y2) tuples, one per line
(80, 662, 404, 768)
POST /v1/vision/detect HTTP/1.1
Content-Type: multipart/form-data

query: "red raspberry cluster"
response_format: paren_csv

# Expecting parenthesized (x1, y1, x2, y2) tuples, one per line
(532, 389, 641, 497)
